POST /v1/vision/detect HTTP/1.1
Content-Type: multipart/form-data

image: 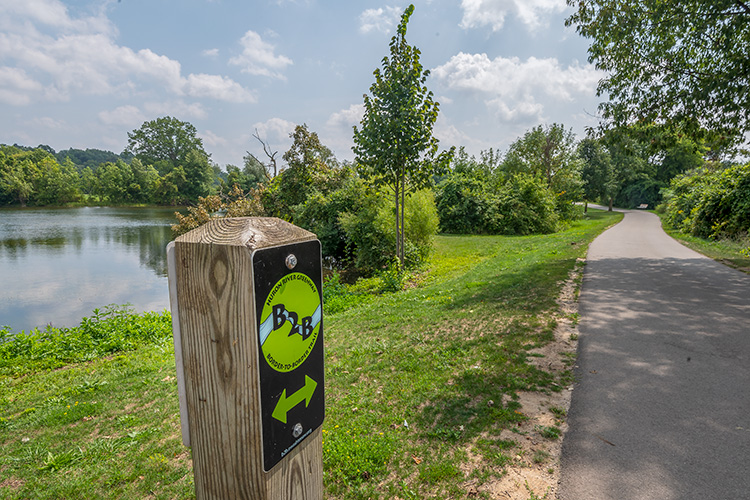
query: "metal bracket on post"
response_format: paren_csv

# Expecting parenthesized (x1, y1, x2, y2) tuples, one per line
(166, 241, 190, 447)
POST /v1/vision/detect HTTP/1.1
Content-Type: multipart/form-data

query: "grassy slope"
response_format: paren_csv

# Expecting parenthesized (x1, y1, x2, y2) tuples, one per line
(657, 215, 750, 272)
(0, 210, 622, 500)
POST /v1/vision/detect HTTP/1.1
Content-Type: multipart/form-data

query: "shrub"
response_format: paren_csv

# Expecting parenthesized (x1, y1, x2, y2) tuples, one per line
(490, 174, 559, 235)
(435, 173, 493, 234)
(293, 175, 369, 264)
(664, 163, 750, 239)
(404, 189, 439, 262)
(339, 189, 438, 274)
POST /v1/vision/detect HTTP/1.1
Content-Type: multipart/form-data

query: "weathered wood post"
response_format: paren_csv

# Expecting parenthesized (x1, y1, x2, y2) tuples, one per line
(166, 217, 324, 499)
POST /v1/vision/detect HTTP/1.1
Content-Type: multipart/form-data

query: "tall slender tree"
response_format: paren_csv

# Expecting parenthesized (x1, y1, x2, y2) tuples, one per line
(353, 4, 452, 266)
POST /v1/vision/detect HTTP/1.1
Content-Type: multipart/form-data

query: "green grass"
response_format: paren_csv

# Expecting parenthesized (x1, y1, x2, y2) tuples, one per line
(657, 213, 750, 272)
(0, 209, 622, 499)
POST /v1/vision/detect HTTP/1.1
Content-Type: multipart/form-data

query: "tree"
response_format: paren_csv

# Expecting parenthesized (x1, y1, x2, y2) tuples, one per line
(0, 159, 34, 207)
(264, 124, 337, 220)
(578, 138, 616, 211)
(180, 149, 214, 202)
(501, 124, 583, 219)
(353, 4, 452, 266)
(252, 129, 279, 178)
(0, 147, 81, 206)
(33, 156, 80, 205)
(566, 0, 750, 142)
(125, 116, 207, 173)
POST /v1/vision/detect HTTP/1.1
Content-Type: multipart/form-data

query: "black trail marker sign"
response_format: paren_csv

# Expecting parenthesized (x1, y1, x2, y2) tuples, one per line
(253, 239, 325, 471)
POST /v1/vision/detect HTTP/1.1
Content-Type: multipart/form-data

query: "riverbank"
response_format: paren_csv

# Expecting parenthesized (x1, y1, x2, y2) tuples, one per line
(0, 210, 622, 499)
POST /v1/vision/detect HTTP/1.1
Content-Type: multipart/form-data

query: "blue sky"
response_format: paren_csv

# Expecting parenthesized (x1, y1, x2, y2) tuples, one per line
(0, 0, 604, 169)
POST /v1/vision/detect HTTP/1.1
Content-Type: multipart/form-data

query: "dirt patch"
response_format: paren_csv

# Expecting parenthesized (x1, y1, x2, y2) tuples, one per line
(0, 476, 25, 490)
(464, 260, 584, 500)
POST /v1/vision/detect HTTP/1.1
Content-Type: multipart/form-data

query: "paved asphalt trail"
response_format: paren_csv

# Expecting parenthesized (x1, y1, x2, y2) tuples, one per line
(558, 209, 750, 500)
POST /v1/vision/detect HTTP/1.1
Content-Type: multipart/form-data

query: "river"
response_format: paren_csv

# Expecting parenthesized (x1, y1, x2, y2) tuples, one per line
(0, 206, 179, 333)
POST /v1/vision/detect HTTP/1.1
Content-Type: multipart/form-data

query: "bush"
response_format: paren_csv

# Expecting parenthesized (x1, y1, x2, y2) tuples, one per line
(435, 173, 493, 234)
(490, 174, 559, 235)
(664, 163, 750, 239)
(436, 169, 575, 235)
(338, 194, 393, 273)
(339, 189, 438, 274)
(293, 175, 369, 264)
(404, 189, 440, 262)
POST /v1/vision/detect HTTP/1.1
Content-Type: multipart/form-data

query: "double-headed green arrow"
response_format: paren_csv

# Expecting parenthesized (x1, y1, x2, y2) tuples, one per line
(272, 375, 317, 424)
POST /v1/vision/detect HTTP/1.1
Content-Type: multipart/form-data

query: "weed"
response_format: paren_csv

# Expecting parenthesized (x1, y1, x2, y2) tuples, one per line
(322, 426, 396, 488)
(549, 406, 566, 420)
(39, 449, 81, 472)
(525, 480, 552, 500)
(537, 425, 561, 440)
(475, 438, 515, 469)
(532, 449, 551, 464)
(418, 457, 463, 484)
(0, 305, 172, 376)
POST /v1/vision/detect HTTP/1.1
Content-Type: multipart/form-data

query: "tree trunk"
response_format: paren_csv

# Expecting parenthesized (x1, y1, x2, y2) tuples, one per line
(395, 183, 401, 267)
(608, 197, 613, 211)
(400, 175, 405, 266)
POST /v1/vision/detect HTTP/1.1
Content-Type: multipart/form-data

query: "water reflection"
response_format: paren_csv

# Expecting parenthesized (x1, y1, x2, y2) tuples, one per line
(0, 207, 179, 332)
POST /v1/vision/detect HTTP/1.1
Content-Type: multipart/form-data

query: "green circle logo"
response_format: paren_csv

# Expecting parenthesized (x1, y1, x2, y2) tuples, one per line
(258, 273, 321, 373)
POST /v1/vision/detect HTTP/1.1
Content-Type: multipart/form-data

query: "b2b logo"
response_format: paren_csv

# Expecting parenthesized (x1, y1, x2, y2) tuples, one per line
(272, 303, 314, 340)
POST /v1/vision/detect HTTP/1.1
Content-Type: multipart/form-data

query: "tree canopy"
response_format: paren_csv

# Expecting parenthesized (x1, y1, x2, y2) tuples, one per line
(125, 116, 207, 172)
(566, 0, 750, 141)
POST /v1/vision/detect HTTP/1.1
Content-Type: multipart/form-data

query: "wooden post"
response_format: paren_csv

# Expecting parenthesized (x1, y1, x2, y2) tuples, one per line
(168, 217, 324, 500)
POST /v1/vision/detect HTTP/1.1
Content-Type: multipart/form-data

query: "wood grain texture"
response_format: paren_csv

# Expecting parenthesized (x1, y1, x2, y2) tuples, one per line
(174, 217, 321, 500)
(267, 429, 324, 499)
(178, 216, 316, 250)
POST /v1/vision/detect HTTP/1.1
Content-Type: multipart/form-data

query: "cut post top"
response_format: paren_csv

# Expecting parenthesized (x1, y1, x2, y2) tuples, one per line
(175, 217, 316, 249)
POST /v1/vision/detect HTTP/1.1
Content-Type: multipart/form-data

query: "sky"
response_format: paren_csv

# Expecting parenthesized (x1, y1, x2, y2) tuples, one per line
(0, 0, 606, 169)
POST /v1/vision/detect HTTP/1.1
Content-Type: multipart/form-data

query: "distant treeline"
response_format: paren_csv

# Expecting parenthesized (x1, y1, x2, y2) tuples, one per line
(9, 143, 133, 170)
(0, 143, 228, 207)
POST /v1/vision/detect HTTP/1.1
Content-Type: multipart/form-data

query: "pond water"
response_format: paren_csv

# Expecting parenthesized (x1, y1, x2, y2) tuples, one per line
(0, 206, 179, 333)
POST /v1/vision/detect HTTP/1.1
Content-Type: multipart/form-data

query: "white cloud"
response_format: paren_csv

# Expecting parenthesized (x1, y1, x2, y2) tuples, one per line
(246, 117, 297, 161)
(144, 101, 208, 120)
(229, 31, 293, 79)
(0, 0, 113, 34)
(29, 116, 66, 129)
(359, 6, 402, 34)
(324, 104, 365, 158)
(326, 104, 364, 130)
(252, 117, 296, 144)
(201, 48, 220, 58)
(434, 118, 479, 149)
(459, 0, 567, 32)
(0, 67, 43, 105)
(201, 130, 228, 148)
(433, 52, 602, 122)
(0, 0, 254, 104)
(98, 105, 146, 127)
(183, 74, 256, 103)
